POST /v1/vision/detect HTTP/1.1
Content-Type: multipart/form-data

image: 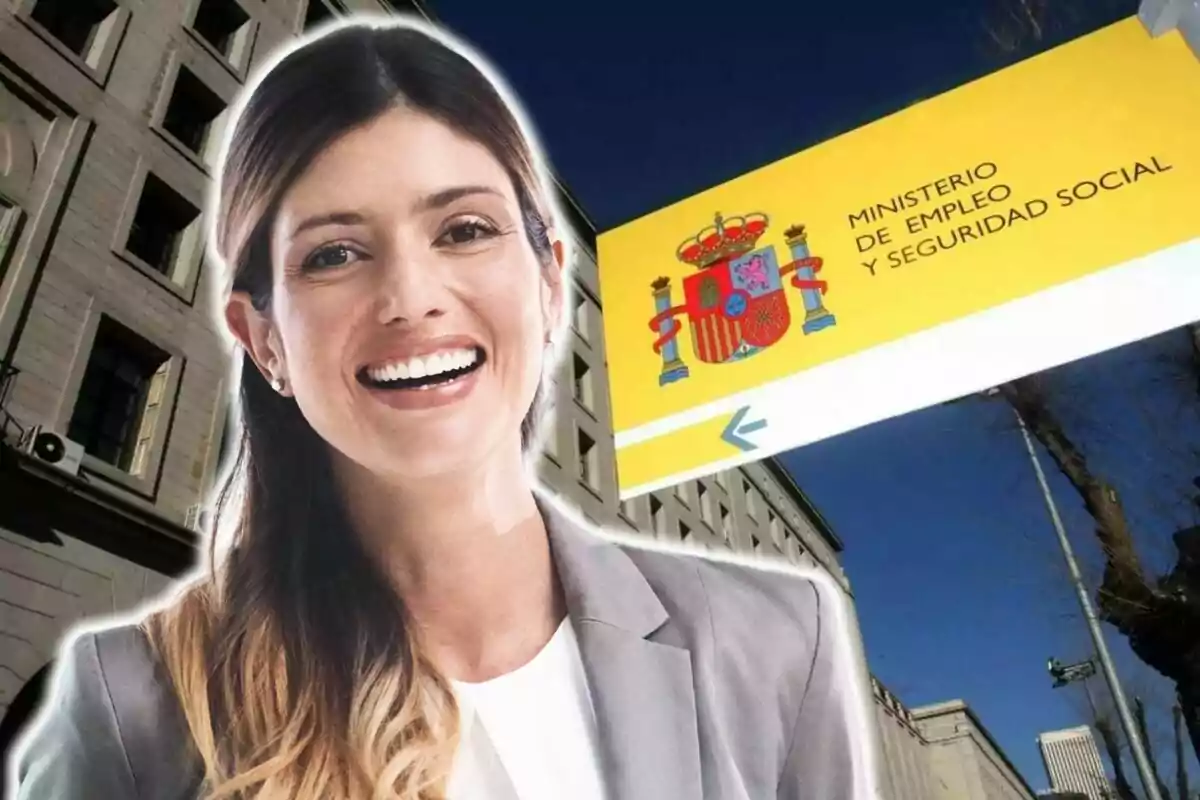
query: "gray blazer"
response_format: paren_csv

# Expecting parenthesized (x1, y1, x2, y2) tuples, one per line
(11, 498, 872, 799)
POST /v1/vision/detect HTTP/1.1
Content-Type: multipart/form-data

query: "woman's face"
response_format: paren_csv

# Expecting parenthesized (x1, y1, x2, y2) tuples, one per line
(229, 107, 562, 480)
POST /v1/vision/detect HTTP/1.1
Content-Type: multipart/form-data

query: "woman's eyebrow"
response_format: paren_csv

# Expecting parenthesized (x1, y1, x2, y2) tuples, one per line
(412, 185, 503, 213)
(289, 186, 503, 238)
(290, 211, 368, 237)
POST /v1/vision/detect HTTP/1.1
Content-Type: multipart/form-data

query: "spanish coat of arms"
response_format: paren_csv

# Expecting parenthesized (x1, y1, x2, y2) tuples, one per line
(648, 212, 837, 385)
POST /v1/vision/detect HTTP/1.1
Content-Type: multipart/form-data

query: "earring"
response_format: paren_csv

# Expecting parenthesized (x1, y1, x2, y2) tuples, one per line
(269, 375, 285, 393)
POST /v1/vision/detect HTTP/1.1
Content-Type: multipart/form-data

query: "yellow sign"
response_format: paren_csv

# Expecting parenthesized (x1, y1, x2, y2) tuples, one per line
(597, 17, 1200, 498)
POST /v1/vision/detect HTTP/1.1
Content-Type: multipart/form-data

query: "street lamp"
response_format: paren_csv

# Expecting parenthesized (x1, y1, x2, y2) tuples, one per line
(1048, 657, 1100, 716)
(1005, 394, 1164, 800)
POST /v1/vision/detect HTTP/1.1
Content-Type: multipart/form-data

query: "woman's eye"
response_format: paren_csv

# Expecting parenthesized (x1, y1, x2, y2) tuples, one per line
(302, 243, 364, 270)
(437, 219, 499, 247)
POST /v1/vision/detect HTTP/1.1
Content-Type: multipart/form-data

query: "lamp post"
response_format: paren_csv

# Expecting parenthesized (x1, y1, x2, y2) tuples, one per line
(1007, 396, 1164, 800)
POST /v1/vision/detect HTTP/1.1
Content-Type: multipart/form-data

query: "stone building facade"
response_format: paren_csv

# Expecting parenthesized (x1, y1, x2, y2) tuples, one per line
(0, 0, 857, 768)
(873, 677, 941, 800)
(870, 680, 1040, 800)
(914, 699, 1039, 800)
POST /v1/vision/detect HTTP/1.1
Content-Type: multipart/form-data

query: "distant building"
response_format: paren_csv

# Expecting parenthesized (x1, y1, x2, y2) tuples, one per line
(914, 699, 1038, 800)
(1037, 726, 1113, 800)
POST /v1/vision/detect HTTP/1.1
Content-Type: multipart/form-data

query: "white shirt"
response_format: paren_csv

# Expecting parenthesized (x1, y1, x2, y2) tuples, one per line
(446, 619, 607, 800)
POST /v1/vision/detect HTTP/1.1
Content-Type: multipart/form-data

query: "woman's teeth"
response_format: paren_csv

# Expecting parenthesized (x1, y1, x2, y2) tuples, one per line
(364, 348, 481, 387)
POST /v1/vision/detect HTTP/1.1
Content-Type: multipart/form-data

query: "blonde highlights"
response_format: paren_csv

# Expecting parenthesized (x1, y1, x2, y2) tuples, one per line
(144, 581, 460, 799)
(142, 407, 464, 799)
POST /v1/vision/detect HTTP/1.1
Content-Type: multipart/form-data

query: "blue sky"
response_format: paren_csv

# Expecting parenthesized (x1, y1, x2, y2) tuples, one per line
(781, 329, 1200, 789)
(432, 0, 1198, 789)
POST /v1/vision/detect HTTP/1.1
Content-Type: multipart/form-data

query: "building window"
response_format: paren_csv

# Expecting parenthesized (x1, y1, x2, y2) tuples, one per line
(0, 200, 21, 260)
(572, 353, 594, 412)
(540, 412, 558, 462)
(784, 536, 801, 563)
(650, 494, 664, 534)
(576, 427, 597, 489)
(714, 469, 728, 491)
(696, 482, 712, 525)
(190, 0, 252, 66)
(718, 502, 731, 541)
(792, 535, 806, 558)
(67, 317, 172, 474)
(570, 286, 592, 343)
(743, 479, 761, 520)
(782, 517, 802, 547)
(768, 509, 784, 547)
(304, 0, 337, 29)
(124, 173, 202, 284)
(679, 520, 691, 542)
(28, 0, 120, 63)
(161, 66, 227, 164)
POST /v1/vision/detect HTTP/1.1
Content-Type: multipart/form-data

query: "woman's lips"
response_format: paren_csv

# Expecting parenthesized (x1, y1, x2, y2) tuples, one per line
(357, 347, 485, 388)
(358, 350, 486, 411)
(357, 335, 485, 375)
(359, 346, 485, 386)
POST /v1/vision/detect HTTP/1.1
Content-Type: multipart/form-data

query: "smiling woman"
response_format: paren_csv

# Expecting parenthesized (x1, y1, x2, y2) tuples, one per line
(10, 15, 873, 800)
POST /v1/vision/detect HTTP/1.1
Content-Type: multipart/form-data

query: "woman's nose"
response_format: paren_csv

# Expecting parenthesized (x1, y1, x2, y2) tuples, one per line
(374, 254, 446, 325)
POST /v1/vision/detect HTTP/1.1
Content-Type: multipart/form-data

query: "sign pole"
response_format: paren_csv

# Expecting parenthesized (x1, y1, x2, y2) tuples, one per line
(1014, 406, 1164, 800)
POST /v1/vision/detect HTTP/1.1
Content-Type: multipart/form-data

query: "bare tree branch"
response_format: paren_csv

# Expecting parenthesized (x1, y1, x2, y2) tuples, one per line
(1017, 0, 1046, 40)
(1174, 703, 1190, 800)
(1097, 715, 1140, 800)
(999, 378, 1155, 627)
(998, 374, 1200, 763)
(1135, 696, 1173, 799)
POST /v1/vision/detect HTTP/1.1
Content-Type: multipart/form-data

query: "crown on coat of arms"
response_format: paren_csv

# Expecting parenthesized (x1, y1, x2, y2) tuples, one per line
(676, 212, 769, 269)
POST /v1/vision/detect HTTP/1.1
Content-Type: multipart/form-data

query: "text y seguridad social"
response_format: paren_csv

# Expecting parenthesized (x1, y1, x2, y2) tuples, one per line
(849, 157, 1174, 276)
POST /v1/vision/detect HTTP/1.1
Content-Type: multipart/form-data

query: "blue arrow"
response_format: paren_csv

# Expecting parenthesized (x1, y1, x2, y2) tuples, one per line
(721, 406, 768, 452)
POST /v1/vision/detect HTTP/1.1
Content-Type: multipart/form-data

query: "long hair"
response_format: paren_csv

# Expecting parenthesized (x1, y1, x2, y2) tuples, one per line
(142, 19, 559, 799)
